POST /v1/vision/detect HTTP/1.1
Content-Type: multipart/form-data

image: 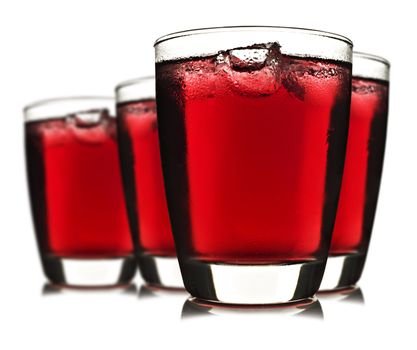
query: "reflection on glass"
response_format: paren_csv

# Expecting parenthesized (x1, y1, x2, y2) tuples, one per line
(181, 297, 323, 320)
(138, 284, 188, 299)
(42, 283, 138, 296)
(318, 286, 365, 305)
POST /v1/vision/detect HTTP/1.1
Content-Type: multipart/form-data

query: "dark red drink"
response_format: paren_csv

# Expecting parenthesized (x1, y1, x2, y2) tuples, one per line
(330, 79, 388, 254)
(320, 53, 390, 290)
(155, 27, 353, 304)
(116, 78, 183, 288)
(25, 101, 135, 286)
(117, 100, 175, 255)
(156, 48, 351, 264)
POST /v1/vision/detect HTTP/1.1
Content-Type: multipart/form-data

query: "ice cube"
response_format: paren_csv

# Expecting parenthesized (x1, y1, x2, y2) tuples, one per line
(352, 83, 377, 95)
(282, 71, 305, 101)
(219, 43, 283, 97)
(68, 108, 108, 128)
(67, 109, 111, 144)
(281, 60, 342, 101)
(229, 48, 270, 71)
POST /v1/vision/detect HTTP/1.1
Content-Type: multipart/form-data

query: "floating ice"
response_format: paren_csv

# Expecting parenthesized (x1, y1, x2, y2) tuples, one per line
(282, 71, 305, 101)
(67, 109, 111, 144)
(68, 109, 108, 127)
(217, 44, 283, 97)
(228, 48, 270, 71)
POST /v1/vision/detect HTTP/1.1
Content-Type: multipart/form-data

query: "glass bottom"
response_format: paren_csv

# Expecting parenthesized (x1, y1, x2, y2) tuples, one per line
(182, 296, 323, 318)
(179, 258, 326, 305)
(42, 254, 137, 287)
(319, 253, 366, 291)
(137, 254, 184, 289)
(42, 283, 138, 295)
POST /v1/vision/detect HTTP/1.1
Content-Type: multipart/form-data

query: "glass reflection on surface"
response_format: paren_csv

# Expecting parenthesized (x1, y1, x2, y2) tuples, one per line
(138, 284, 187, 299)
(42, 283, 138, 296)
(182, 297, 323, 320)
(318, 286, 365, 304)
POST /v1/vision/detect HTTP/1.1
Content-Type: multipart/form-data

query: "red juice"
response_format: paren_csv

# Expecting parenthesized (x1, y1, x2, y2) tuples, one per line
(156, 46, 352, 264)
(26, 112, 133, 258)
(330, 78, 389, 254)
(117, 100, 175, 256)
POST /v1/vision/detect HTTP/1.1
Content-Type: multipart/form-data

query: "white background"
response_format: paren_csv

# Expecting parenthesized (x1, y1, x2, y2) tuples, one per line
(0, 0, 415, 349)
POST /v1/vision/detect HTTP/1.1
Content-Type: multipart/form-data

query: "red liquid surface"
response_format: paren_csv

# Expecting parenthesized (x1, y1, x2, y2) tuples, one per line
(26, 113, 133, 257)
(117, 101, 175, 256)
(156, 47, 351, 264)
(330, 78, 389, 254)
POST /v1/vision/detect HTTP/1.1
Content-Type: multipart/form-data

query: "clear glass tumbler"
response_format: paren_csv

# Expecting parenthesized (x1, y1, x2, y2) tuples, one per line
(320, 52, 390, 290)
(155, 26, 353, 304)
(25, 97, 136, 287)
(116, 77, 183, 288)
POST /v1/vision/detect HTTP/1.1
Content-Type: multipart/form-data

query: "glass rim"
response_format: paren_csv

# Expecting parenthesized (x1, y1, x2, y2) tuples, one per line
(24, 96, 114, 122)
(353, 51, 390, 67)
(352, 51, 390, 81)
(115, 76, 155, 104)
(115, 76, 155, 93)
(24, 96, 113, 113)
(154, 26, 353, 47)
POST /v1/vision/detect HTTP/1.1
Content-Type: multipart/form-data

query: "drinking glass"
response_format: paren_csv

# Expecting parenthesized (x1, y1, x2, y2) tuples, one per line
(320, 52, 390, 290)
(25, 97, 136, 287)
(155, 26, 353, 304)
(116, 77, 183, 288)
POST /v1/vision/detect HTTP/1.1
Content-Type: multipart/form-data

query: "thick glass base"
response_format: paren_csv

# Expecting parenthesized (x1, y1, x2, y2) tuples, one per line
(179, 259, 326, 305)
(182, 296, 323, 318)
(42, 255, 137, 287)
(137, 254, 184, 289)
(319, 253, 366, 291)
